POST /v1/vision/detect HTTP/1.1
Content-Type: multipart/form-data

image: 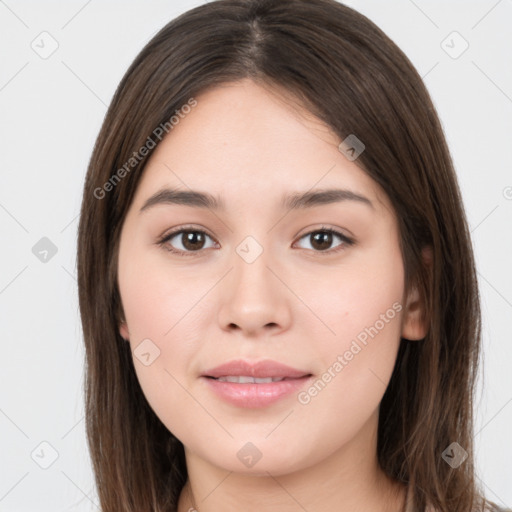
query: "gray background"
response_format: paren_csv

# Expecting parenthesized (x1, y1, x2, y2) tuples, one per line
(0, 0, 511, 510)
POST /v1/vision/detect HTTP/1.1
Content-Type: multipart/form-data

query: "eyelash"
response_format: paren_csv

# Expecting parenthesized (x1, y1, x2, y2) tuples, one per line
(156, 225, 355, 257)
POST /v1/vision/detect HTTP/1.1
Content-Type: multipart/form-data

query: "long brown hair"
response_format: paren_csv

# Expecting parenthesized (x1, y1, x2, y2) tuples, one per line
(76, 1, 501, 511)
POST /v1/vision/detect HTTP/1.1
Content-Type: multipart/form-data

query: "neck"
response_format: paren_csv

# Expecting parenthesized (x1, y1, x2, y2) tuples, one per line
(177, 409, 407, 512)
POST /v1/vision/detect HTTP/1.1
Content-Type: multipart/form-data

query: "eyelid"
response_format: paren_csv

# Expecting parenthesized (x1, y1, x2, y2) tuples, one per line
(294, 223, 354, 242)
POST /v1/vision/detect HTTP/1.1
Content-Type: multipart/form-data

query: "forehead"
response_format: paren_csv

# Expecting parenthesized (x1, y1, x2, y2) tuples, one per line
(129, 79, 392, 215)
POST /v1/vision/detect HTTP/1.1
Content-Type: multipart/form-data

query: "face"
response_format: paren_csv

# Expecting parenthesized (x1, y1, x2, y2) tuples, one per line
(117, 78, 424, 476)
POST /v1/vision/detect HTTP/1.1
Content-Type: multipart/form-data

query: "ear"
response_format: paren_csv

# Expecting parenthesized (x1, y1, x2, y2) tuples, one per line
(401, 246, 432, 341)
(119, 318, 130, 341)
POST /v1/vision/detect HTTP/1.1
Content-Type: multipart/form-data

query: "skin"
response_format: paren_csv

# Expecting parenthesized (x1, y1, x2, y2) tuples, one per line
(117, 78, 428, 512)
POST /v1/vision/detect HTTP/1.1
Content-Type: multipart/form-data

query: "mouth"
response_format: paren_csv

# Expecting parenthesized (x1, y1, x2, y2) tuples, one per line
(200, 359, 313, 408)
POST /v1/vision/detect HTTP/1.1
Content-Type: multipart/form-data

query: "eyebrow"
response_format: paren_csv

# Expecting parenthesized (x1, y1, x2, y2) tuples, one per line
(139, 187, 374, 214)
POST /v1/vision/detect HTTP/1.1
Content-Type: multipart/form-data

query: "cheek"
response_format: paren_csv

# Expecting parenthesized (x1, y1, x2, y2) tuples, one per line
(118, 250, 208, 433)
(118, 241, 211, 376)
(311, 245, 404, 350)
(118, 240, 203, 343)
(298, 243, 404, 404)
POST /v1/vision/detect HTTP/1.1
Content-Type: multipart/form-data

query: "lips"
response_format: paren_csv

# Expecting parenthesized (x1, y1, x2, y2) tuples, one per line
(200, 359, 313, 408)
(202, 359, 311, 380)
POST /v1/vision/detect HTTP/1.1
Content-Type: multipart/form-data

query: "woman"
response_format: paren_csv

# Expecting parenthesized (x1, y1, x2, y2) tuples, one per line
(76, 1, 508, 510)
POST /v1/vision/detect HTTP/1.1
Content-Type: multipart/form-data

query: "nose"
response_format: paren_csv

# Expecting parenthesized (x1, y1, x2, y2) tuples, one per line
(217, 243, 292, 337)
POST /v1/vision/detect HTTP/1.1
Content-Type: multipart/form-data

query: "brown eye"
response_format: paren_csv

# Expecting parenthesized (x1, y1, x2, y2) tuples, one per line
(295, 228, 354, 254)
(179, 231, 207, 251)
(159, 229, 216, 255)
(310, 231, 334, 251)
(158, 226, 354, 257)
